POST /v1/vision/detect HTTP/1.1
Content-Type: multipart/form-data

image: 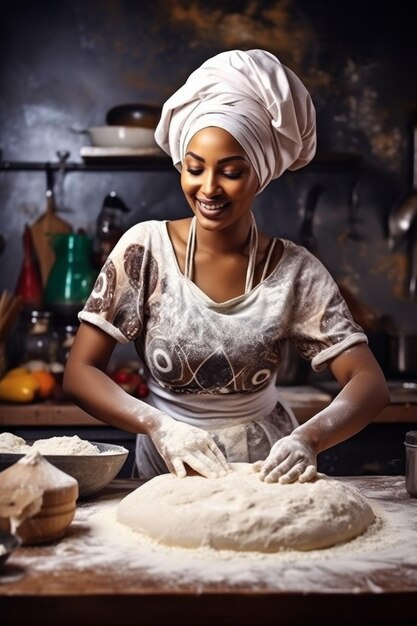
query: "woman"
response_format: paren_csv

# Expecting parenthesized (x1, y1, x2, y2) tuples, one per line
(63, 49, 390, 484)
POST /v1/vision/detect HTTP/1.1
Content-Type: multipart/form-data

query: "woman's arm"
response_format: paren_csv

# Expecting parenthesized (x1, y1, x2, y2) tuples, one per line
(298, 342, 390, 452)
(63, 321, 152, 433)
(63, 321, 229, 478)
(255, 343, 390, 483)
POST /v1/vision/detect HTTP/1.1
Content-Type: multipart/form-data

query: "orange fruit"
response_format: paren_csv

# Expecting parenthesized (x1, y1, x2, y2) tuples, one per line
(31, 370, 56, 399)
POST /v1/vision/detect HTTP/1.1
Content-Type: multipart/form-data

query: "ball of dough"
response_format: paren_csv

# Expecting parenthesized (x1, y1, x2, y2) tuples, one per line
(117, 463, 375, 552)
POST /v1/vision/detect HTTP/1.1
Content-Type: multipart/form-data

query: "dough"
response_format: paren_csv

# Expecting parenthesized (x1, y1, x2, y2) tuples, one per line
(116, 463, 375, 552)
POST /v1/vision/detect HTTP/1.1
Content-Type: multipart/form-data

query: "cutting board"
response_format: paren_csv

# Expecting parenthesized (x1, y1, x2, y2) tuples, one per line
(30, 189, 72, 287)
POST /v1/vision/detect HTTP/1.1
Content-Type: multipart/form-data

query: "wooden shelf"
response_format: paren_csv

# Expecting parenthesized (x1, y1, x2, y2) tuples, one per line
(0, 402, 103, 427)
(0, 151, 359, 175)
(0, 157, 173, 173)
(1, 398, 416, 427)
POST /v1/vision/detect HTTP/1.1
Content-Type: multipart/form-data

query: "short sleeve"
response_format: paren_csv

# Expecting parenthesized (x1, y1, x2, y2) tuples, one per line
(287, 248, 368, 370)
(78, 223, 159, 344)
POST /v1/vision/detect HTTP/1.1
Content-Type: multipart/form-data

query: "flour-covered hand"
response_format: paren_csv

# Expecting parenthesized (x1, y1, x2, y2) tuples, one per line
(253, 432, 317, 484)
(151, 418, 230, 479)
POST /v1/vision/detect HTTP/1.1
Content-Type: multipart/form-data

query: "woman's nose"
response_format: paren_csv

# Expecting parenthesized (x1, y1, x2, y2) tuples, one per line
(201, 172, 221, 196)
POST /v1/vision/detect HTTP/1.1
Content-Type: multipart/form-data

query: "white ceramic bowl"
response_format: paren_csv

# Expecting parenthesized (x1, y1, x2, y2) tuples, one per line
(88, 126, 158, 149)
(0, 442, 129, 499)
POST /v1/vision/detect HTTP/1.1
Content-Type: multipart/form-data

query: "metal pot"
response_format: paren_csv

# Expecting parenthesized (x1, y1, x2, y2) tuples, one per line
(388, 333, 417, 378)
(405, 430, 417, 497)
(106, 103, 161, 128)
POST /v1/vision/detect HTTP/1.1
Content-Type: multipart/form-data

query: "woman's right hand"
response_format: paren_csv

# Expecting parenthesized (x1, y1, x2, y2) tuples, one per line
(149, 418, 230, 479)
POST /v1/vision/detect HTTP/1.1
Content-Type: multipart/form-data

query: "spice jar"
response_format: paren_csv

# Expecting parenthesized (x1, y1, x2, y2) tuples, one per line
(57, 324, 78, 365)
(405, 431, 417, 498)
(93, 191, 130, 268)
(15, 309, 59, 365)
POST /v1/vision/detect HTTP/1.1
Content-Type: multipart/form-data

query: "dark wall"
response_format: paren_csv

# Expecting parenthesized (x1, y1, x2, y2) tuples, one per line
(1, 0, 417, 372)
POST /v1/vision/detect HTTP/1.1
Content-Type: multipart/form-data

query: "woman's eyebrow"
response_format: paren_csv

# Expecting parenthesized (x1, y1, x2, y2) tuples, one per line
(185, 151, 247, 164)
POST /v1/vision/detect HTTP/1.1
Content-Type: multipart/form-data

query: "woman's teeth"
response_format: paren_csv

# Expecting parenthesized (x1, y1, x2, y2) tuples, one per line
(198, 200, 227, 211)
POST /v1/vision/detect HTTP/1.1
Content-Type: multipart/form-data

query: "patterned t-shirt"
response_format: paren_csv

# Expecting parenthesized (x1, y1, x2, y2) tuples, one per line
(79, 220, 367, 476)
(80, 219, 367, 394)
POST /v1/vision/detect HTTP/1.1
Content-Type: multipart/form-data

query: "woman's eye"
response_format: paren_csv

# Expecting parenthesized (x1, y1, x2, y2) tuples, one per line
(223, 171, 242, 180)
(186, 168, 202, 176)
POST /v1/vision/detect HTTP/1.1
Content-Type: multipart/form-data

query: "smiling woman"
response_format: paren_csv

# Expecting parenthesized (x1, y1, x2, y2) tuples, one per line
(63, 49, 389, 488)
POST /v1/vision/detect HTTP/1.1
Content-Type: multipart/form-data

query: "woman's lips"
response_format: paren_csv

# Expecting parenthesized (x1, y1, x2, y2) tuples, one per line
(197, 199, 230, 218)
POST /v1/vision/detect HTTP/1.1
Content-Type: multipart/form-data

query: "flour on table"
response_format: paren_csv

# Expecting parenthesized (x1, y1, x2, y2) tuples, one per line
(16, 476, 414, 596)
(0, 432, 104, 455)
(116, 463, 375, 552)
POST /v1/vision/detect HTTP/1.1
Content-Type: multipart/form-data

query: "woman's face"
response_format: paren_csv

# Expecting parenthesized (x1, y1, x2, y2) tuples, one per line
(181, 127, 259, 229)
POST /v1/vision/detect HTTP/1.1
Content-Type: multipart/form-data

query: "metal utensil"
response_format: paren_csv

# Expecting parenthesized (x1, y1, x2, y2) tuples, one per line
(388, 118, 417, 249)
(0, 531, 21, 567)
(347, 178, 363, 241)
(388, 114, 417, 297)
(409, 225, 417, 296)
(388, 193, 417, 249)
(299, 184, 325, 251)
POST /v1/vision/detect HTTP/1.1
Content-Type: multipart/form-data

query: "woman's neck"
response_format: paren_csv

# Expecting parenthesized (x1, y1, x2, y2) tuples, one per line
(193, 214, 254, 257)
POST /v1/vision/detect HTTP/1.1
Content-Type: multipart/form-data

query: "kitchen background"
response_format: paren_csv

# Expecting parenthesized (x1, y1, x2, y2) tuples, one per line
(1, 0, 417, 475)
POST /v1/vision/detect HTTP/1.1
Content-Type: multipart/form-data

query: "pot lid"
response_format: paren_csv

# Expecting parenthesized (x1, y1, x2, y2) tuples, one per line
(405, 430, 417, 445)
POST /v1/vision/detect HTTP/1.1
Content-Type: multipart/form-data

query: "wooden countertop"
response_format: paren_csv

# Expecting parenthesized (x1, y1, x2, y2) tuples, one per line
(0, 388, 417, 426)
(1, 476, 417, 626)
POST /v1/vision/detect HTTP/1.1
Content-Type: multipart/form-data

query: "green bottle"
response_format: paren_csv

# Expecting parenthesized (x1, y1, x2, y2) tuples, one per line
(45, 233, 96, 325)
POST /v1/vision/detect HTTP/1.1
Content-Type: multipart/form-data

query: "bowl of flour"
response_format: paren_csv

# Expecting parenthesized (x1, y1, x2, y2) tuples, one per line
(0, 433, 129, 498)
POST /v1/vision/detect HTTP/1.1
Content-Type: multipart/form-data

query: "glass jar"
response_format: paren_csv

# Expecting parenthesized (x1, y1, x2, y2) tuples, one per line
(16, 309, 59, 365)
(57, 324, 79, 365)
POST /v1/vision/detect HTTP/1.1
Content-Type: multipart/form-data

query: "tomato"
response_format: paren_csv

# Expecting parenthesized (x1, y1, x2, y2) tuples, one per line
(31, 370, 56, 398)
(112, 370, 132, 384)
(137, 383, 149, 398)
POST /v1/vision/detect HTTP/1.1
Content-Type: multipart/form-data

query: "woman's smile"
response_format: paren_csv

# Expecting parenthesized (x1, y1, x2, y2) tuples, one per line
(196, 198, 231, 219)
(197, 199, 229, 210)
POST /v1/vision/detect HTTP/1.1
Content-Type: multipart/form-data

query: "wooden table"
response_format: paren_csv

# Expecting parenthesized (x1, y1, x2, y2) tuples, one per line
(1, 476, 417, 626)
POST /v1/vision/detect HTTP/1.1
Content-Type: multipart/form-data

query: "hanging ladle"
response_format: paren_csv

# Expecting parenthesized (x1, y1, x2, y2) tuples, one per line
(389, 115, 417, 246)
(388, 113, 417, 296)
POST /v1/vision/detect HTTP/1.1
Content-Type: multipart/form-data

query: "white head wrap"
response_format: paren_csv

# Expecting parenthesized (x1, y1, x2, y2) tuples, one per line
(154, 49, 316, 193)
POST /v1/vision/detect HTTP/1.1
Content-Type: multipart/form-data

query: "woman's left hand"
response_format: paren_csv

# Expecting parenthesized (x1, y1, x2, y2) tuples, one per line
(253, 432, 317, 484)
